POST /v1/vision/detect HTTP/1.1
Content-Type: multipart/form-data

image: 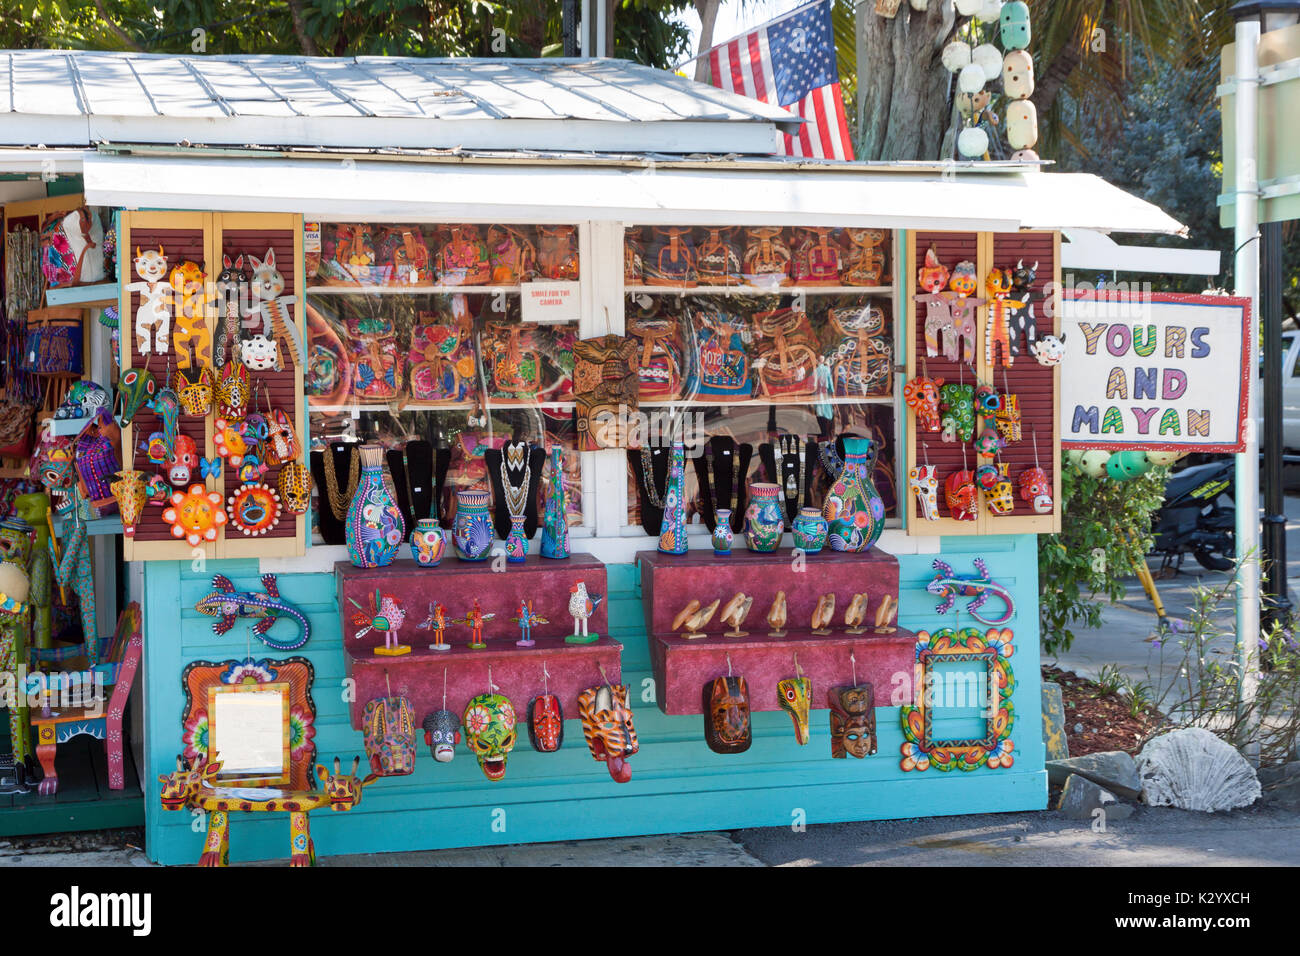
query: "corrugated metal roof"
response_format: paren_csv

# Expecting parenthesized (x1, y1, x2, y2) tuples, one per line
(0, 51, 800, 154)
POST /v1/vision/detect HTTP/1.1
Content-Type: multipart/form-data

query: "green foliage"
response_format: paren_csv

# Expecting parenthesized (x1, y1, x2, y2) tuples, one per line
(1038, 459, 1167, 655)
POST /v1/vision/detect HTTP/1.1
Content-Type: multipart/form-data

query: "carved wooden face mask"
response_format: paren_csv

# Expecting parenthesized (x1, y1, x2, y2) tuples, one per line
(777, 677, 811, 745)
(703, 675, 751, 754)
(363, 695, 416, 776)
(573, 335, 639, 451)
(527, 693, 565, 753)
(828, 684, 876, 759)
(422, 709, 461, 763)
(577, 684, 638, 783)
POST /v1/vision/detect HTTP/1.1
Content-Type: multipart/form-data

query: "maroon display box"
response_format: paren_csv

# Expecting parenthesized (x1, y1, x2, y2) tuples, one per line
(337, 555, 617, 728)
(638, 548, 914, 715)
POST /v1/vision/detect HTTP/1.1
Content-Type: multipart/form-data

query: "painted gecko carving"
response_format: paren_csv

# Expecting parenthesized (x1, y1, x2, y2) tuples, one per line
(194, 573, 311, 650)
(925, 557, 1015, 626)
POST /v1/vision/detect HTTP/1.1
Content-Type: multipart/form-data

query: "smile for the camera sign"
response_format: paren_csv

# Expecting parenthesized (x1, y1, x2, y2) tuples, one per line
(1059, 290, 1251, 453)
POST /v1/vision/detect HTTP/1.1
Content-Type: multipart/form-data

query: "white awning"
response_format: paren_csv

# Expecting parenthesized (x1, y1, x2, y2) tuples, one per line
(83, 152, 1187, 235)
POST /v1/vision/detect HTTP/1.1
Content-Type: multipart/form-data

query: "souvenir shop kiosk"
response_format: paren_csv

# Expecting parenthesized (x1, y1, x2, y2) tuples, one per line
(0, 52, 1185, 864)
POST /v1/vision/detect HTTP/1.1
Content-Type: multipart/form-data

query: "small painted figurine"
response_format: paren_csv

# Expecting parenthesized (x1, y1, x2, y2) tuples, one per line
(423, 710, 461, 763)
(927, 557, 1016, 625)
(567, 580, 602, 645)
(703, 675, 752, 754)
(777, 677, 811, 745)
(351, 589, 409, 656)
(828, 684, 877, 759)
(461, 598, 495, 650)
(527, 694, 565, 753)
(511, 600, 549, 648)
(416, 600, 451, 651)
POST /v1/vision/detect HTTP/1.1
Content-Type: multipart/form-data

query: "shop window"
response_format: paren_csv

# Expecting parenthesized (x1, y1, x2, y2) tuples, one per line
(622, 225, 900, 532)
(305, 223, 583, 544)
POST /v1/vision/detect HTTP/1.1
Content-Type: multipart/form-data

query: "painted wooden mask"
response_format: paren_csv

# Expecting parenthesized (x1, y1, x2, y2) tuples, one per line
(777, 676, 811, 745)
(277, 459, 313, 515)
(114, 367, 156, 427)
(265, 408, 301, 467)
(577, 684, 638, 783)
(1019, 465, 1052, 514)
(527, 693, 565, 753)
(828, 684, 877, 759)
(462, 692, 517, 781)
(987, 464, 1015, 515)
(945, 469, 978, 521)
(703, 675, 752, 754)
(173, 366, 214, 417)
(215, 360, 250, 420)
(363, 695, 417, 776)
(422, 709, 461, 763)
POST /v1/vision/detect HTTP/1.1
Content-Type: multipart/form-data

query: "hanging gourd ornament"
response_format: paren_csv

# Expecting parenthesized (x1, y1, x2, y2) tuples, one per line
(1145, 450, 1185, 468)
(162, 483, 228, 546)
(1000, 0, 1031, 49)
(977, 0, 1003, 23)
(974, 421, 1005, 458)
(957, 63, 986, 95)
(277, 459, 313, 515)
(954, 0, 982, 15)
(1079, 450, 1111, 479)
(941, 41, 972, 72)
(958, 127, 990, 159)
(1106, 450, 1150, 482)
(1006, 100, 1039, 151)
(227, 482, 282, 536)
(971, 44, 1002, 82)
(1002, 50, 1035, 100)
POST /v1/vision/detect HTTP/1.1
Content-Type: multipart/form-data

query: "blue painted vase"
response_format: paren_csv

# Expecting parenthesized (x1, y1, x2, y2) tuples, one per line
(453, 489, 493, 562)
(657, 440, 688, 555)
(345, 444, 405, 568)
(505, 514, 528, 563)
(712, 507, 734, 555)
(744, 482, 784, 553)
(409, 518, 446, 567)
(540, 444, 569, 559)
(792, 507, 828, 553)
(822, 437, 885, 553)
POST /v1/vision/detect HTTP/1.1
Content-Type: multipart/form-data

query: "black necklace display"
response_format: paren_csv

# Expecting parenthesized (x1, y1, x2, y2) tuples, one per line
(485, 440, 545, 539)
(385, 440, 444, 540)
(628, 444, 672, 535)
(692, 436, 752, 534)
(758, 434, 813, 525)
(310, 440, 360, 546)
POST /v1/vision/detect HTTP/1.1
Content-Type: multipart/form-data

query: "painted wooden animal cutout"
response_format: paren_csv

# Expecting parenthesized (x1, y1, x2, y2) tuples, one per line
(169, 260, 210, 370)
(128, 246, 172, 355)
(245, 248, 303, 366)
(915, 246, 955, 359)
(927, 557, 1016, 624)
(703, 675, 751, 754)
(1007, 259, 1039, 361)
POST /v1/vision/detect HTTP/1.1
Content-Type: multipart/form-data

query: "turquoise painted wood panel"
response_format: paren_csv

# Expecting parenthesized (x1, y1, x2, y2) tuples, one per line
(143, 535, 1044, 864)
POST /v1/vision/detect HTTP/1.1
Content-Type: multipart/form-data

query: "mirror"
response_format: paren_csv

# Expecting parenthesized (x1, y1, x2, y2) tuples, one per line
(207, 683, 290, 787)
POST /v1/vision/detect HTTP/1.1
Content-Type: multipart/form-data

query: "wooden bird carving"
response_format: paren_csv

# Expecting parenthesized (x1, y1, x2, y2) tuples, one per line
(811, 593, 836, 634)
(844, 593, 869, 634)
(720, 592, 753, 637)
(874, 594, 897, 633)
(673, 598, 720, 639)
(766, 590, 788, 637)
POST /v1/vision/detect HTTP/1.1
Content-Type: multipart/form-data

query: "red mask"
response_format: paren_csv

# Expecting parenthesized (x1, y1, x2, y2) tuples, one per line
(527, 694, 565, 753)
(945, 470, 977, 521)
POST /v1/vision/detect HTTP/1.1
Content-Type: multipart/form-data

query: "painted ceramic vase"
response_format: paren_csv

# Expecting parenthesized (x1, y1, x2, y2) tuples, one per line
(712, 508, 734, 555)
(656, 440, 688, 555)
(540, 444, 569, 559)
(345, 444, 406, 568)
(505, 514, 528, 563)
(792, 506, 828, 554)
(744, 482, 784, 553)
(453, 489, 493, 562)
(410, 518, 446, 567)
(822, 437, 886, 553)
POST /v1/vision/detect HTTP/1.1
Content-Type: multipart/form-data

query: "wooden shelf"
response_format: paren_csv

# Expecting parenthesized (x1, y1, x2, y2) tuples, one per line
(638, 395, 893, 408)
(309, 400, 576, 413)
(306, 284, 521, 296)
(626, 285, 893, 297)
(44, 282, 117, 307)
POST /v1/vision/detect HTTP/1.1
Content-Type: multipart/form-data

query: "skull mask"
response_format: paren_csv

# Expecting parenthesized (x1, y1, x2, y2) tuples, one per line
(777, 676, 811, 745)
(362, 696, 416, 777)
(703, 675, 751, 754)
(1020, 465, 1053, 513)
(527, 693, 565, 753)
(462, 693, 517, 781)
(828, 684, 877, 759)
(577, 684, 639, 783)
(422, 709, 461, 763)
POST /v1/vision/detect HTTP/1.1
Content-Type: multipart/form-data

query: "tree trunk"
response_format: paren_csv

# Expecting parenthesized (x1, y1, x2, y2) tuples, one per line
(693, 0, 722, 83)
(856, 1, 959, 162)
(286, 0, 320, 56)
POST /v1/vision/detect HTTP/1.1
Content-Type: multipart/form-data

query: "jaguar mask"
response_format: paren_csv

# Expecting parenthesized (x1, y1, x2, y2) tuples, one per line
(577, 684, 638, 783)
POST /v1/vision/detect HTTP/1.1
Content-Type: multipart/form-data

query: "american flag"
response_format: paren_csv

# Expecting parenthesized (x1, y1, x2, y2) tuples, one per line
(704, 0, 854, 160)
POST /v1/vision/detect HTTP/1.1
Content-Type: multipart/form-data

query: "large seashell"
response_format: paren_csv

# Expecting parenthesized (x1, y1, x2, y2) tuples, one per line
(1136, 728, 1261, 812)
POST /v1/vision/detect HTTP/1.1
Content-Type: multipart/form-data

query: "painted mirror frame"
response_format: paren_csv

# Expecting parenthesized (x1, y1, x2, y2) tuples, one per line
(899, 627, 1016, 772)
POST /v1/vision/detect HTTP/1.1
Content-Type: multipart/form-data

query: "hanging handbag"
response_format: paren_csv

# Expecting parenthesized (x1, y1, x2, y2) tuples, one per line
(752, 307, 818, 399)
(0, 401, 35, 459)
(643, 228, 696, 287)
(742, 227, 792, 287)
(487, 225, 538, 284)
(695, 228, 742, 286)
(39, 206, 105, 288)
(345, 312, 402, 401)
(408, 305, 477, 405)
(823, 303, 893, 398)
(627, 306, 687, 402)
(790, 228, 843, 285)
(687, 308, 752, 400)
(24, 308, 84, 376)
(537, 225, 580, 281)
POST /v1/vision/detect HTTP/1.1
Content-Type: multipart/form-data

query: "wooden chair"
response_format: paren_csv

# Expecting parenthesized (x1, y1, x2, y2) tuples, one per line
(30, 603, 142, 796)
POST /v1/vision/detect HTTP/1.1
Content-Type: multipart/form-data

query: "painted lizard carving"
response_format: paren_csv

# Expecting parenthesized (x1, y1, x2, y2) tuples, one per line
(926, 557, 1015, 626)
